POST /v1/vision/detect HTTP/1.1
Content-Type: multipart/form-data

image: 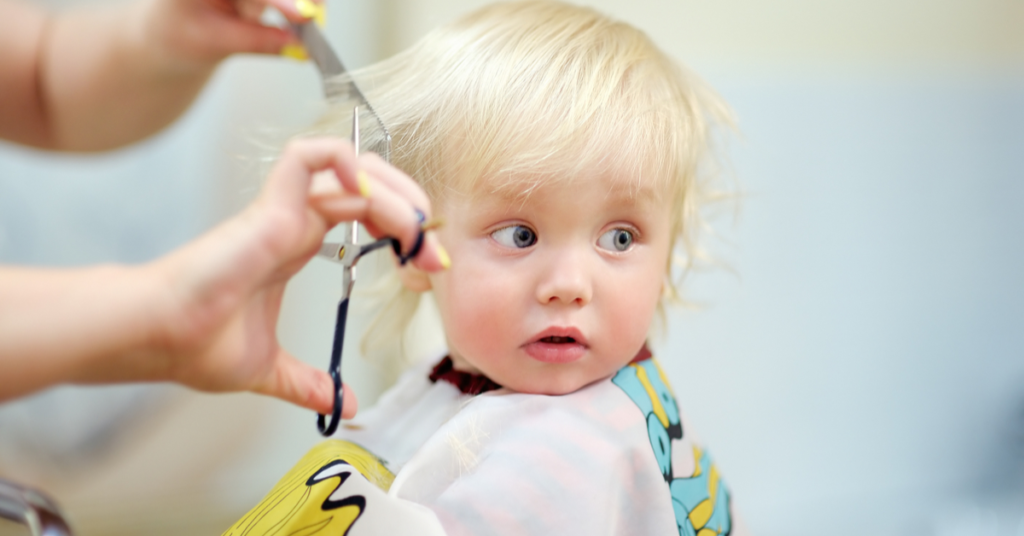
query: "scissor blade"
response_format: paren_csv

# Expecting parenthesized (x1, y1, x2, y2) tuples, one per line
(317, 242, 345, 264)
(291, 22, 356, 101)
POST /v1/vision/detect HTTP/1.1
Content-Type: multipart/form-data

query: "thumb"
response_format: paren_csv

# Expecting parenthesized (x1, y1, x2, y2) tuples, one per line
(256, 350, 359, 418)
(215, 19, 293, 56)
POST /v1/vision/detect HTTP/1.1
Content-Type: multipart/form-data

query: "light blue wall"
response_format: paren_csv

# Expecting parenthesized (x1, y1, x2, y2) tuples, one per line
(0, 71, 229, 474)
(658, 71, 1024, 534)
(0, 86, 223, 265)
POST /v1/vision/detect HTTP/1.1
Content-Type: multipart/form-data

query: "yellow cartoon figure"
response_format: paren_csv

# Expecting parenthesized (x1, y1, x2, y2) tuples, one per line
(223, 441, 442, 536)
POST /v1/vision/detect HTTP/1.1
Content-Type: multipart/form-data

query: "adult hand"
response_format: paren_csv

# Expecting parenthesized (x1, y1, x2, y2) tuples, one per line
(138, 0, 323, 69)
(144, 138, 447, 415)
(0, 0, 323, 150)
(0, 138, 446, 415)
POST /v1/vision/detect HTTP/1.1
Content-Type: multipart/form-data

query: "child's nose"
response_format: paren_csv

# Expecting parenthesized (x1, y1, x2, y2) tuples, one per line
(535, 250, 593, 306)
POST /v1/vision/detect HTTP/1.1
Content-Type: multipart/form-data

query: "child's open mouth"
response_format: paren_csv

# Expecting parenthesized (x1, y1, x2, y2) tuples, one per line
(524, 329, 588, 363)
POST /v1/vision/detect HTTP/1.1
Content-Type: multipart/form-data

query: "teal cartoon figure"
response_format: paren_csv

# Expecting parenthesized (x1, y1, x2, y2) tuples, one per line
(613, 358, 732, 536)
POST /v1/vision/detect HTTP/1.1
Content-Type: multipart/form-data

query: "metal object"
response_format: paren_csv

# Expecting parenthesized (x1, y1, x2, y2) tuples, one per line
(312, 108, 395, 436)
(0, 479, 73, 536)
(291, 22, 426, 436)
(290, 21, 392, 436)
(290, 21, 392, 161)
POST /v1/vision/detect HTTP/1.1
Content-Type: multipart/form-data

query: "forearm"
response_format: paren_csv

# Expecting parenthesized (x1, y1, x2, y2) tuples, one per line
(0, 0, 304, 151)
(0, 1, 50, 146)
(0, 264, 172, 401)
(40, 0, 215, 151)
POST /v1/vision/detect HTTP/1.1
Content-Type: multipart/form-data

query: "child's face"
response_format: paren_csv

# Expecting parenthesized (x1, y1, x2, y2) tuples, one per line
(426, 173, 673, 395)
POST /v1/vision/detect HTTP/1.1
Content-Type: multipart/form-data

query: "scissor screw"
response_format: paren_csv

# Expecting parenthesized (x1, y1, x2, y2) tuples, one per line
(337, 246, 345, 260)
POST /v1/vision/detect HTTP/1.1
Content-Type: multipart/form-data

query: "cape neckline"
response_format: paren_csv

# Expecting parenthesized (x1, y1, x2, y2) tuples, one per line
(428, 343, 653, 396)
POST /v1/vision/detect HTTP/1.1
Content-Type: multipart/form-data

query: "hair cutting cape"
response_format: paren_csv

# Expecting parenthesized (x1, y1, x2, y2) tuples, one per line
(221, 355, 733, 536)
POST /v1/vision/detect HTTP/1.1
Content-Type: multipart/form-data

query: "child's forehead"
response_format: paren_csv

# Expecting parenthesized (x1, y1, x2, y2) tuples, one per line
(450, 169, 669, 210)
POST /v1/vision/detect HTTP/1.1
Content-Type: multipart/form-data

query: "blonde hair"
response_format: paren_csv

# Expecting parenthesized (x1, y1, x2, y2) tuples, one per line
(303, 1, 734, 367)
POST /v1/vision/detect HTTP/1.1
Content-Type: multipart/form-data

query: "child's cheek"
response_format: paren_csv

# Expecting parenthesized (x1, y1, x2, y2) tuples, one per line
(601, 262, 663, 359)
(610, 291, 657, 351)
(435, 255, 521, 364)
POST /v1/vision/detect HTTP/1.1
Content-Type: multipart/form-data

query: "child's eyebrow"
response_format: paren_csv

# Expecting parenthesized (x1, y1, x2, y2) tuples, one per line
(601, 181, 665, 208)
(461, 170, 671, 217)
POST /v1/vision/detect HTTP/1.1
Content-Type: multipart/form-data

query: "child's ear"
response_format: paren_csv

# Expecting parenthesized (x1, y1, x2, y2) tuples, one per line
(398, 263, 432, 292)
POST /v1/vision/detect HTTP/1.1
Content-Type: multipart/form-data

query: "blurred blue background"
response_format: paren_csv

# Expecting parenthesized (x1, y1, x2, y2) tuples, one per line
(0, 0, 1021, 534)
(664, 73, 1024, 534)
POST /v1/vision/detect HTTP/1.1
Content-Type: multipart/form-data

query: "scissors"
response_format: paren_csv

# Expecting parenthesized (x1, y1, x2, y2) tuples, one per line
(291, 21, 426, 436)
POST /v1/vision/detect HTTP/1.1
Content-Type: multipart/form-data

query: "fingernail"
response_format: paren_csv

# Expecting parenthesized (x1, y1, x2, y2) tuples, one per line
(436, 242, 451, 269)
(314, 4, 326, 26)
(279, 43, 308, 61)
(356, 170, 372, 198)
(421, 217, 445, 231)
(294, 0, 326, 25)
(294, 0, 316, 17)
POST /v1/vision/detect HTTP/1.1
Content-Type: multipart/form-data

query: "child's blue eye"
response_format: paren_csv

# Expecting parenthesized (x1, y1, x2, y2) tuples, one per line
(491, 225, 537, 248)
(598, 228, 634, 252)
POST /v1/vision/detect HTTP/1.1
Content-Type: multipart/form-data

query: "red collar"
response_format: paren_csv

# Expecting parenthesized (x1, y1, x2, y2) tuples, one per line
(428, 343, 652, 395)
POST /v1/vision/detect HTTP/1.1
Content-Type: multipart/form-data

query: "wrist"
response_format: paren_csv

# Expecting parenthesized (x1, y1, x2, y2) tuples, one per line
(53, 263, 174, 387)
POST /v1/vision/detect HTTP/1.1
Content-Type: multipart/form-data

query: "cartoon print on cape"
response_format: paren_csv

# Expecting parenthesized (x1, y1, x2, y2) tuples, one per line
(613, 358, 732, 536)
(222, 440, 395, 536)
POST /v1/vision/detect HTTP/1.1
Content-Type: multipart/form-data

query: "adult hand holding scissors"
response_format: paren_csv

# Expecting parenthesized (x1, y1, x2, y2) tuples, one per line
(0, 0, 324, 151)
(0, 138, 448, 416)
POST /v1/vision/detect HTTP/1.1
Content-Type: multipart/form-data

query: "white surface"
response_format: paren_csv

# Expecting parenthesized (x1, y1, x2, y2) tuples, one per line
(338, 360, 708, 535)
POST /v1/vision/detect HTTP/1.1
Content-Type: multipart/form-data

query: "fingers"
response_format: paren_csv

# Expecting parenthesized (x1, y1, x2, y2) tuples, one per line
(359, 153, 432, 217)
(311, 170, 448, 272)
(261, 0, 324, 23)
(213, 17, 294, 56)
(419, 231, 450, 273)
(263, 137, 447, 271)
(265, 138, 360, 210)
(353, 170, 426, 251)
(256, 350, 358, 419)
(225, 0, 323, 58)
(355, 168, 448, 272)
(234, 0, 267, 22)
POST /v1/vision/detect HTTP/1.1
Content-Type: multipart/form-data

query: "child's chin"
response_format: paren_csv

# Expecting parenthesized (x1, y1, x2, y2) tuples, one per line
(502, 374, 593, 396)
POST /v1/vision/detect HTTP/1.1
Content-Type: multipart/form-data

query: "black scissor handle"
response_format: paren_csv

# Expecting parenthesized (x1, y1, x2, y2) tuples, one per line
(390, 209, 427, 265)
(315, 210, 429, 436)
(317, 298, 349, 436)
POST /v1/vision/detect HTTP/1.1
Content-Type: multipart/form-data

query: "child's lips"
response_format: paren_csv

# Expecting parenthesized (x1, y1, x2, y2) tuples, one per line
(523, 327, 588, 363)
(523, 341, 587, 363)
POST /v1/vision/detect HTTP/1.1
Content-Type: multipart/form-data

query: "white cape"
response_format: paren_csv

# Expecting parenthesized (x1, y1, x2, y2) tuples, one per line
(224, 356, 734, 536)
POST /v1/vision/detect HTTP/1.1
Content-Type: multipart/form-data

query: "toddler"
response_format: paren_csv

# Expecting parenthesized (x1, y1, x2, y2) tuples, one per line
(224, 2, 740, 535)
